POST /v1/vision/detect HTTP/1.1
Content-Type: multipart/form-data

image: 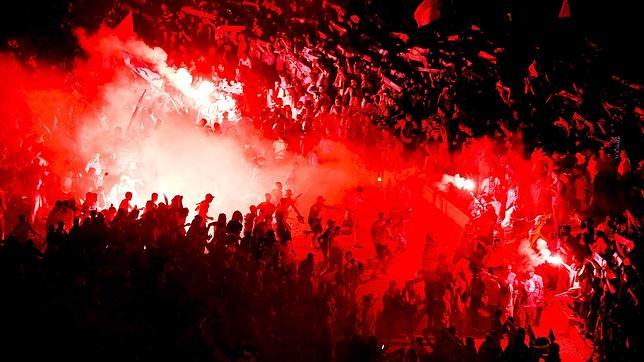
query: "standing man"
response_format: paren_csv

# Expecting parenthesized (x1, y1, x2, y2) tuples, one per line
(257, 193, 276, 220)
(357, 294, 377, 337)
(346, 186, 364, 247)
(305, 196, 327, 243)
(271, 181, 284, 203)
(195, 193, 215, 225)
(144, 193, 159, 215)
(370, 212, 392, 275)
(118, 191, 134, 213)
(505, 265, 517, 318)
(522, 271, 538, 327)
(528, 269, 544, 326)
(469, 268, 486, 332)
(276, 189, 304, 223)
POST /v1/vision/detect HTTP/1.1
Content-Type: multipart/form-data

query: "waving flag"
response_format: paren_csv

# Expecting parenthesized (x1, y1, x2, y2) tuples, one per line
(414, 0, 441, 28)
(382, 76, 402, 92)
(181, 6, 218, 21)
(113, 12, 135, 41)
(262, 0, 283, 15)
(559, 0, 571, 18)
(528, 61, 539, 78)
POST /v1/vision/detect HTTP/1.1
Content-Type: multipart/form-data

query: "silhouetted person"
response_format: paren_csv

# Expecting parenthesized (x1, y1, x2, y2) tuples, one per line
(196, 193, 215, 224)
(118, 191, 133, 212)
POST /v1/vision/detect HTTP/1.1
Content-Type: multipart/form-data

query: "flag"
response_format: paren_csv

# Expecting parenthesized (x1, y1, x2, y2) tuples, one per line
(477, 50, 497, 64)
(417, 67, 441, 74)
(262, 0, 283, 15)
(328, 3, 346, 19)
(400, 49, 428, 66)
(242, 0, 260, 11)
(382, 76, 402, 92)
(122, 52, 161, 84)
(557, 90, 581, 104)
(572, 112, 595, 134)
(414, 0, 441, 28)
(528, 61, 538, 77)
(559, 0, 571, 18)
(181, 6, 219, 21)
(624, 210, 641, 232)
(215, 25, 246, 39)
(390, 32, 410, 43)
(614, 233, 635, 252)
(553, 117, 570, 136)
(113, 12, 135, 41)
(329, 21, 348, 36)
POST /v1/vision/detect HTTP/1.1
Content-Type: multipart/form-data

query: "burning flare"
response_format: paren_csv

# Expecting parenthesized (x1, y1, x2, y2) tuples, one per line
(536, 238, 563, 265)
(437, 173, 476, 192)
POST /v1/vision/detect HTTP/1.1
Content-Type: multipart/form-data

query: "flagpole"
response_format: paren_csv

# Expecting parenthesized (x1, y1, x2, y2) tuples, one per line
(126, 89, 147, 133)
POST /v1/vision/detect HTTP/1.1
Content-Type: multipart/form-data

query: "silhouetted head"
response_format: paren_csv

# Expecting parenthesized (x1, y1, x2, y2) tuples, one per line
(465, 336, 475, 347)
(516, 328, 526, 343)
(188, 214, 201, 223)
(232, 210, 243, 221)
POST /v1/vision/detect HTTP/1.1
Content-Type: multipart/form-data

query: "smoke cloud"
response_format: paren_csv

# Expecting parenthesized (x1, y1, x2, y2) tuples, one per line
(1, 25, 375, 220)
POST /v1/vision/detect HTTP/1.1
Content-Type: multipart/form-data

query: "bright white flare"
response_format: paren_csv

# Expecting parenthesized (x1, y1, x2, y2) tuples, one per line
(438, 173, 476, 192)
(165, 67, 241, 125)
(536, 238, 563, 265)
(546, 254, 563, 265)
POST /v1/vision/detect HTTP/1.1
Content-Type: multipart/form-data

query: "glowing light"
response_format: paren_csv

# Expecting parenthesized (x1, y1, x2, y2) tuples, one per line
(546, 254, 563, 265)
(454, 174, 475, 191)
(535, 238, 564, 265)
(161, 66, 242, 125)
(437, 173, 476, 192)
(195, 80, 215, 103)
(174, 68, 193, 90)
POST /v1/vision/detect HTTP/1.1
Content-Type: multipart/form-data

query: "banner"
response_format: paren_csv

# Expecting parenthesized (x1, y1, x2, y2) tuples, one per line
(414, 0, 441, 28)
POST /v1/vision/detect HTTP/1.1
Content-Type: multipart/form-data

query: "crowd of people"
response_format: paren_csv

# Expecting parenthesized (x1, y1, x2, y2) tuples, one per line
(2, 184, 570, 361)
(0, 0, 642, 361)
(0, 186, 360, 360)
